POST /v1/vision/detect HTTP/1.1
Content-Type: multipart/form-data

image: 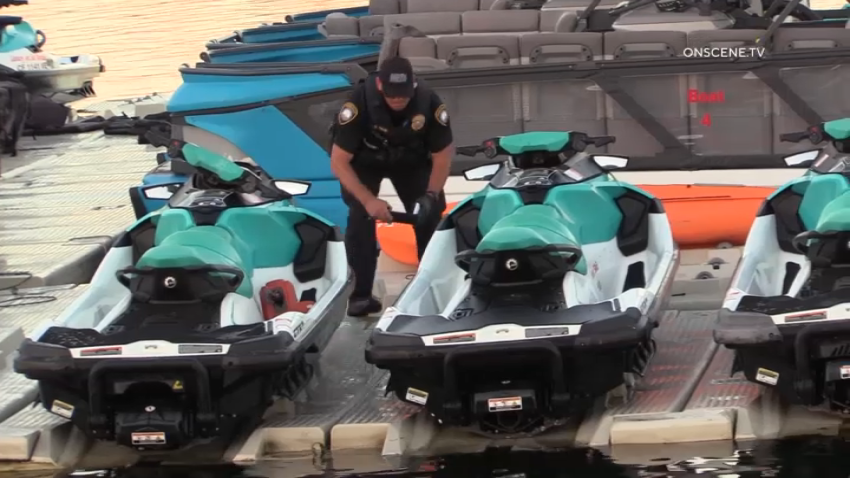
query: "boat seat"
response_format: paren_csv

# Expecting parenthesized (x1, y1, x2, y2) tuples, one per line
(359, 15, 386, 37)
(136, 226, 254, 298)
(324, 14, 385, 38)
(542, 0, 623, 12)
(461, 10, 541, 35)
(369, 0, 510, 14)
(433, 35, 523, 147)
(382, 9, 577, 39)
(325, 15, 361, 38)
(520, 32, 607, 146)
(476, 204, 587, 274)
(407, 0, 479, 13)
(771, 29, 850, 156)
(369, 0, 405, 14)
(383, 12, 464, 36)
(686, 30, 772, 156)
(539, 10, 578, 32)
(602, 31, 688, 157)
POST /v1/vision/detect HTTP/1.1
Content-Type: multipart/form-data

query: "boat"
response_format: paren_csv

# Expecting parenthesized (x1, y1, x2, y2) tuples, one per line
(365, 131, 679, 434)
(137, 0, 850, 236)
(199, 0, 850, 63)
(0, 0, 103, 103)
(13, 142, 353, 451)
(714, 118, 850, 411)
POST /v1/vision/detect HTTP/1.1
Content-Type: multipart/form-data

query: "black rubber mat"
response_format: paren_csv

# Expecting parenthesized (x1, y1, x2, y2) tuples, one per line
(686, 343, 761, 410)
(610, 309, 719, 414)
(263, 316, 415, 429)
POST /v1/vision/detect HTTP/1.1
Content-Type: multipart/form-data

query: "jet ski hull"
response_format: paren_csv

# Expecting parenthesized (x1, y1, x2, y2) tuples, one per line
(0, 51, 103, 104)
(715, 146, 850, 411)
(366, 288, 669, 434)
(14, 273, 352, 451)
(716, 304, 850, 409)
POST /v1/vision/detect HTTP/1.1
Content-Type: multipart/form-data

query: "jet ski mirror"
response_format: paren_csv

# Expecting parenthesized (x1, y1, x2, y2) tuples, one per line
(593, 155, 629, 170)
(141, 183, 182, 200)
(463, 163, 501, 181)
(273, 180, 311, 196)
(783, 149, 821, 167)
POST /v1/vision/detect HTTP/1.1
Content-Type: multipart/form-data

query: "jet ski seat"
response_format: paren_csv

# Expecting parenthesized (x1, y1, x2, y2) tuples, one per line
(801, 191, 850, 270)
(471, 204, 587, 281)
(135, 226, 254, 298)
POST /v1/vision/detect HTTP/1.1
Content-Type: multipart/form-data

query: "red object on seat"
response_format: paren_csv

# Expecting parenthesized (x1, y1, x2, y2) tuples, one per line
(259, 280, 314, 320)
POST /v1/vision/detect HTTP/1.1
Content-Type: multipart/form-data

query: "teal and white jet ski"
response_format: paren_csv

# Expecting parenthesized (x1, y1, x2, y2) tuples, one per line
(715, 119, 850, 412)
(366, 131, 680, 436)
(14, 143, 353, 452)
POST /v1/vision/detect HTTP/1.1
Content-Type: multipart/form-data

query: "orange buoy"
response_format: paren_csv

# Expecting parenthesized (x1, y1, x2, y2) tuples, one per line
(376, 185, 776, 266)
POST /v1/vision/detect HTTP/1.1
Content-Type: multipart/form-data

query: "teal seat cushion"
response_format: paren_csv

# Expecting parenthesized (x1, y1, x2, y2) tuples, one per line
(797, 174, 850, 230)
(815, 191, 850, 233)
(136, 226, 253, 297)
(476, 204, 587, 274)
(153, 208, 196, 245)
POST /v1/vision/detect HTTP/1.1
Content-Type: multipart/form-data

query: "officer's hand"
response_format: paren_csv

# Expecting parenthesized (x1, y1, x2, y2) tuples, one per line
(365, 197, 393, 222)
(415, 191, 442, 220)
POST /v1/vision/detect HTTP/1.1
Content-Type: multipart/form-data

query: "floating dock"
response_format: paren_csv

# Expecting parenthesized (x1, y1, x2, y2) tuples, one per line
(0, 99, 845, 470)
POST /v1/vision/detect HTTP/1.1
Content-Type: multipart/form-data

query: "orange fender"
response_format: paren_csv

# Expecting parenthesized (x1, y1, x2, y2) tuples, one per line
(376, 185, 775, 266)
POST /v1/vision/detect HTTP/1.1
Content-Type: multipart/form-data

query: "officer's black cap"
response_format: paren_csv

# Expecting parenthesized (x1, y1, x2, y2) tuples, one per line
(378, 56, 415, 99)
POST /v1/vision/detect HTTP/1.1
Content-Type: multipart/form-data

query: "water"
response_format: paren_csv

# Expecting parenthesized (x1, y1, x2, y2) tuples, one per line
(14, 0, 365, 100)
(2, 437, 850, 477)
(4, 0, 850, 475)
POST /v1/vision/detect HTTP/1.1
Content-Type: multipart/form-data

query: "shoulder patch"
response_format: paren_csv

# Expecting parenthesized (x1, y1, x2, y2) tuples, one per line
(338, 102, 358, 125)
(435, 104, 449, 126)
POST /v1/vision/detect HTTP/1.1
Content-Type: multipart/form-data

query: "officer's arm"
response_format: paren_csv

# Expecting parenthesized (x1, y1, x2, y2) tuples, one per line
(426, 92, 454, 194)
(330, 99, 376, 206)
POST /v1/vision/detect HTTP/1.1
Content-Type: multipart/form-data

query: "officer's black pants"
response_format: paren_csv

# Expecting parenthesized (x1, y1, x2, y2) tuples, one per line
(341, 161, 446, 299)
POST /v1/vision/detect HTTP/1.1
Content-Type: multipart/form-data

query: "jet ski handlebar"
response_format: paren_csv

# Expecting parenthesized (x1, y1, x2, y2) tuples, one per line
(780, 127, 830, 144)
(791, 229, 840, 255)
(457, 133, 616, 158)
(571, 134, 616, 151)
(454, 244, 584, 270)
(115, 265, 246, 301)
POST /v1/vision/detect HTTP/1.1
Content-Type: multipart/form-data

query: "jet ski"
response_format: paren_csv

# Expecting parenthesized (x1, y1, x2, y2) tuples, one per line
(0, 0, 103, 103)
(714, 118, 850, 411)
(365, 131, 680, 435)
(13, 143, 353, 451)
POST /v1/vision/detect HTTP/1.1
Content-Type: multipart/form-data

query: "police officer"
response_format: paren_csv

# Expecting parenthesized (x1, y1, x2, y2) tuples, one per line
(330, 56, 454, 317)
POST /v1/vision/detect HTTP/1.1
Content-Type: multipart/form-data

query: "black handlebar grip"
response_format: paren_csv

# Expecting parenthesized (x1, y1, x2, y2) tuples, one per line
(779, 132, 808, 143)
(389, 211, 418, 225)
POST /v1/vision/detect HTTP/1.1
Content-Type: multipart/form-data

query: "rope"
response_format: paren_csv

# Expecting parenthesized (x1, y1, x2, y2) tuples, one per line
(0, 272, 57, 308)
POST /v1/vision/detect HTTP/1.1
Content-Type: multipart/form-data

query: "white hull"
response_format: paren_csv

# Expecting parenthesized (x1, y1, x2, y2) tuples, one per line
(0, 49, 103, 103)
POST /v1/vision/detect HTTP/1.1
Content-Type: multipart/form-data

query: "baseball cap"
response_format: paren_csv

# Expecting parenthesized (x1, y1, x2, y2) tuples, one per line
(378, 56, 415, 98)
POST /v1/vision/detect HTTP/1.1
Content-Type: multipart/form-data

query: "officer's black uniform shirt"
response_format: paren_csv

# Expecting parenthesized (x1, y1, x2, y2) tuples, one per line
(332, 82, 453, 157)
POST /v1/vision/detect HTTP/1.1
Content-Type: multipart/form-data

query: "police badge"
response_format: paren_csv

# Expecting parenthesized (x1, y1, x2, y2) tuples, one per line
(411, 114, 425, 131)
(338, 102, 358, 125)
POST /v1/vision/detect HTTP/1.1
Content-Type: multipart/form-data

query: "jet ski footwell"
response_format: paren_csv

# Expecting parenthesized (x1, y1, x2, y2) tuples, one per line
(0, 278, 848, 467)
